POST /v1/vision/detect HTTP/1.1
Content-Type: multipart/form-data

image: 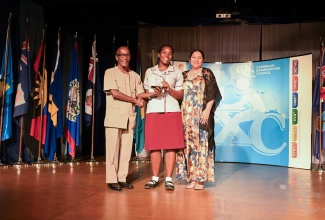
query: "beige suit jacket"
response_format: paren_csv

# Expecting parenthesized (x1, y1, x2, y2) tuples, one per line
(103, 66, 144, 129)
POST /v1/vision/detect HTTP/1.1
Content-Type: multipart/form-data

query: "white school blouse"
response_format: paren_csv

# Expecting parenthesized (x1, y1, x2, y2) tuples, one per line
(143, 65, 183, 113)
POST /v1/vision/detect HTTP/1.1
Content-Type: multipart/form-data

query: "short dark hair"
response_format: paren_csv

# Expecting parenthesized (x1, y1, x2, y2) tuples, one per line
(189, 49, 205, 59)
(158, 44, 174, 54)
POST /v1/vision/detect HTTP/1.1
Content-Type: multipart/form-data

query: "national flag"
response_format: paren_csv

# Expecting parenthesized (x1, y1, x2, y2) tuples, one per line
(44, 30, 63, 160)
(13, 26, 31, 126)
(84, 37, 102, 126)
(312, 67, 325, 160)
(30, 29, 48, 144)
(65, 35, 80, 158)
(321, 45, 325, 101)
(134, 44, 145, 154)
(313, 67, 322, 111)
(0, 28, 14, 141)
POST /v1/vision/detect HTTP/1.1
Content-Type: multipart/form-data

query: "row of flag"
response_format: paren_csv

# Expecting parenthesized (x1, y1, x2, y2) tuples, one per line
(0, 21, 104, 162)
(0, 23, 154, 162)
(6, 24, 323, 162)
(312, 41, 325, 161)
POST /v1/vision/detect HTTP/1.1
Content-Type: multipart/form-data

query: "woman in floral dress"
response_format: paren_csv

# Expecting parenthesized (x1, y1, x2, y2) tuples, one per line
(176, 49, 222, 190)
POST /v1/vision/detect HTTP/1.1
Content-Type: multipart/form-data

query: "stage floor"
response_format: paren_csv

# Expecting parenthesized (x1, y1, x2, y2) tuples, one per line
(0, 156, 324, 220)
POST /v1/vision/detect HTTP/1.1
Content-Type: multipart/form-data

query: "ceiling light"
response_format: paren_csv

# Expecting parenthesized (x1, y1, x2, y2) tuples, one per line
(216, 13, 231, 18)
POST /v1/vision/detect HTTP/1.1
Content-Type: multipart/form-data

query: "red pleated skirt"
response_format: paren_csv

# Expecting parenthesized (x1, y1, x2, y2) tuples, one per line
(145, 112, 185, 150)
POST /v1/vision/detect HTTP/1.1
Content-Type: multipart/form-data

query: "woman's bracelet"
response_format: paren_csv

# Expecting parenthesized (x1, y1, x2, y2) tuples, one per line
(147, 93, 152, 100)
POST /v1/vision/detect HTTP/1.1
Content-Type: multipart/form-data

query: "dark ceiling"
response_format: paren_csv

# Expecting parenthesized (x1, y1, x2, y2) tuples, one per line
(31, 0, 325, 30)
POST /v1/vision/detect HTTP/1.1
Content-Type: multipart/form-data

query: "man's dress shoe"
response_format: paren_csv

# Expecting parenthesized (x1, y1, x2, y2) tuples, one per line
(108, 183, 122, 191)
(118, 182, 134, 189)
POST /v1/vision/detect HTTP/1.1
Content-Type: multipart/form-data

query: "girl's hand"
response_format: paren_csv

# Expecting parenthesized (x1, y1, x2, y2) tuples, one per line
(152, 86, 163, 95)
(162, 80, 172, 93)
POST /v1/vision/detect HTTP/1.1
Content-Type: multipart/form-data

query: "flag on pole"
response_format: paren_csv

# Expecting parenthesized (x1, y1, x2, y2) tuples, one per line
(0, 29, 13, 141)
(30, 29, 48, 144)
(13, 26, 31, 126)
(84, 37, 102, 126)
(312, 44, 325, 159)
(134, 44, 145, 154)
(321, 45, 325, 101)
(312, 68, 325, 159)
(44, 29, 63, 160)
(65, 34, 80, 158)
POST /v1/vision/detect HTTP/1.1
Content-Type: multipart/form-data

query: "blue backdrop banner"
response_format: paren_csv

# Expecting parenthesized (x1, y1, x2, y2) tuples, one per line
(174, 54, 312, 169)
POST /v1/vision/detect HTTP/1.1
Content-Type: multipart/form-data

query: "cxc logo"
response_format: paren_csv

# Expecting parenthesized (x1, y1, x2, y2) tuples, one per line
(214, 109, 287, 156)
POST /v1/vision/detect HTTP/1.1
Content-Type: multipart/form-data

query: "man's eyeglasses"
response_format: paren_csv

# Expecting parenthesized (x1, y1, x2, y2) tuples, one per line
(116, 54, 131, 58)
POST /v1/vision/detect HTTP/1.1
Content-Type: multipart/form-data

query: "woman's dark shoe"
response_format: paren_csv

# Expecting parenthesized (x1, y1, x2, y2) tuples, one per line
(118, 182, 134, 189)
(145, 180, 159, 189)
(165, 181, 175, 190)
(107, 183, 122, 191)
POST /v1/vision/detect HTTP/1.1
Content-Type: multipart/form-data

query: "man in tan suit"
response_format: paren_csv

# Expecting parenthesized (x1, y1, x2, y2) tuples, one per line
(104, 46, 145, 191)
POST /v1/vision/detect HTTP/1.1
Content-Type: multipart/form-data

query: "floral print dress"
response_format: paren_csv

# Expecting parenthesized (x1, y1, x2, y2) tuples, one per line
(176, 70, 216, 182)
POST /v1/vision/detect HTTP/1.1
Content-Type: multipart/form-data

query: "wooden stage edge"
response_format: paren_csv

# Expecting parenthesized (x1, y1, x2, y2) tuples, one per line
(1, 156, 325, 220)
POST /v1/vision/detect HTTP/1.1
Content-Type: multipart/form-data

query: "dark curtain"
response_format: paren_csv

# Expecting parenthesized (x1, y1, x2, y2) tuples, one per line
(2, 0, 325, 162)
